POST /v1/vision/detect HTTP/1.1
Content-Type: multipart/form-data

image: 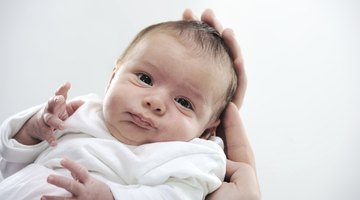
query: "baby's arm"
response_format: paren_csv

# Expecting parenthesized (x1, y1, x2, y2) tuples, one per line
(14, 82, 84, 146)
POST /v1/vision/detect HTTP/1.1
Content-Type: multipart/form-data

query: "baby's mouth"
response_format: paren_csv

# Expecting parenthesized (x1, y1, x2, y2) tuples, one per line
(130, 113, 155, 129)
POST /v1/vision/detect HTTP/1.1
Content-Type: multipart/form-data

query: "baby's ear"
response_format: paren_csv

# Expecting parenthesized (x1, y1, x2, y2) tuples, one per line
(200, 119, 221, 139)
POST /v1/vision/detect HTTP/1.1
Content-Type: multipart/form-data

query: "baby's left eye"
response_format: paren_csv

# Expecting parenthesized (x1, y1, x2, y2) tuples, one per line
(175, 97, 193, 110)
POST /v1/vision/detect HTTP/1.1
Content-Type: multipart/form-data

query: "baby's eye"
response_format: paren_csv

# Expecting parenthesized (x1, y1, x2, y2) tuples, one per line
(137, 73, 153, 86)
(175, 97, 193, 110)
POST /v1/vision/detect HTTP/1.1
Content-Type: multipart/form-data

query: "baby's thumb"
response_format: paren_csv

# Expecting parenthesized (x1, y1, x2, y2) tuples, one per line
(66, 100, 85, 116)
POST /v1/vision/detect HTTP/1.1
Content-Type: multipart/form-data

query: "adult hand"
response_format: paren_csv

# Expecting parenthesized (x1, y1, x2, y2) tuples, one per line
(183, 9, 260, 199)
(183, 8, 247, 109)
(207, 103, 260, 200)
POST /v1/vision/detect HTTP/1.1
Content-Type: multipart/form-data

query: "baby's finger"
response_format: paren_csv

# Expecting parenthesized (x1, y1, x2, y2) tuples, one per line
(45, 96, 68, 126)
(43, 112, 65, 130)
(55, 82, 71, 100)
(44, 133, 58, 147)
(47, 174, 82, 196)
(60, 159, 89, 183)
(41, 195, 76, 200)
(66, 100, 85, 116)
(200, 9, 223, 34)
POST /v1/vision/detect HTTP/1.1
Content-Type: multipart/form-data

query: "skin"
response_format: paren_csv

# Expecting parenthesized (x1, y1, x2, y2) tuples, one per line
(183, 9, 247, 109)
(43, 159, 114, 200)
(16, 9, 261, 200)
(16, 21, 235, 200)
(183, 9, 261, 200)
(102, 33, 225, 145)
(13, 82, 83, 146)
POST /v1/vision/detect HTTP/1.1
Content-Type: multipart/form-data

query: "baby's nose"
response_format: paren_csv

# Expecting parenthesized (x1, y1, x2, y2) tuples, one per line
(143, 96, 166, 115)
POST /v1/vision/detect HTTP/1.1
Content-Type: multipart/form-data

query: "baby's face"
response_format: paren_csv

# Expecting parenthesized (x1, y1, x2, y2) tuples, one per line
(103, 33, 227, 145)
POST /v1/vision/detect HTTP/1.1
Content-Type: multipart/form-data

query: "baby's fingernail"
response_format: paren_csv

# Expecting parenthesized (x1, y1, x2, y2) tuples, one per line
(50, 140, 57, 147)
(59, 122, 65, 130)
(47, 175, 54, 182)
(60, 158, 67, 164)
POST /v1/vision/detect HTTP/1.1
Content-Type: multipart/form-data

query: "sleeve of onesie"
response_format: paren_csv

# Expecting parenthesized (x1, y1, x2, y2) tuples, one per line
(108, 140, 226, 200)
(0, 104, 49, 178)
(0, 94, 98, 178)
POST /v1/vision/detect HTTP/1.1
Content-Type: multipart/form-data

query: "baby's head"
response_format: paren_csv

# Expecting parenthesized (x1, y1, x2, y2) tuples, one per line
(103, 20, 237, 145)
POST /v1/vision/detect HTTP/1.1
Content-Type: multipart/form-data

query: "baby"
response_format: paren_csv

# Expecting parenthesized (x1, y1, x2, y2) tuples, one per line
(0, 20, 237, 200)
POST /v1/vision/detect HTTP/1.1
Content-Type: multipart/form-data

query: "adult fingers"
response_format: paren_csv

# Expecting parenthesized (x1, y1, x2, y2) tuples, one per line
(232, 58, 247, 109)
(222, 29, 247, 109)
(222, 29, 242, 61)
(183, 8, 223, 34)
(225, 159, 241, 180)
(222, 103, 255, 169)
(200, 8, 223, 34)
(227, 161, 261, 200)
(182, 8, 199, 20)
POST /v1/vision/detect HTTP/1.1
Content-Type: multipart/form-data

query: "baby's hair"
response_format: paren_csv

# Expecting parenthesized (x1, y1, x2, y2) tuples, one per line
(116, 20, 237, 119)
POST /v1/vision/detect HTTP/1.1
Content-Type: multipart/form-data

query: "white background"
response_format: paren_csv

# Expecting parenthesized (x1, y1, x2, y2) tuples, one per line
(1, 0, 359, 199)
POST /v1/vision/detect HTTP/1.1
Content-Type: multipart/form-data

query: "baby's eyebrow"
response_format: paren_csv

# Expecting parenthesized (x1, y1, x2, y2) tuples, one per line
(181, 82, 208, 107)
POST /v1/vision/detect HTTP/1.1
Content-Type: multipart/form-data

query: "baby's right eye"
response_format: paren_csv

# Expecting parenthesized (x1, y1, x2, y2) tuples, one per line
(137, 73, 153, 86)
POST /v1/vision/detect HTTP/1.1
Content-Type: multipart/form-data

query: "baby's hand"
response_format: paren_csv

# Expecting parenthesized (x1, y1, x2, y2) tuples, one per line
(38, 82, 72, 145)
(41, 159, 114, 200)
(14, 82, 84, 146)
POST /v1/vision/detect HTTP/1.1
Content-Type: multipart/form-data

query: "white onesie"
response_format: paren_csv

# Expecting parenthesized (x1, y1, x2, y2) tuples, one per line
(0, 94, 226, 200)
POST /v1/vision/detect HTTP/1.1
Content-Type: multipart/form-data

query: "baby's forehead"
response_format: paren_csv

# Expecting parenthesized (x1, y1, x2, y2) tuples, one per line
(143, 31, 231, 94)
(141, 34, 229, 98)
(143, 30, 209, 54)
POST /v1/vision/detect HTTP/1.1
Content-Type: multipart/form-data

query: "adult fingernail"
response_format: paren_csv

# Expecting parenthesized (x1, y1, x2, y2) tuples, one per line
(228, 29, 235, 36)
